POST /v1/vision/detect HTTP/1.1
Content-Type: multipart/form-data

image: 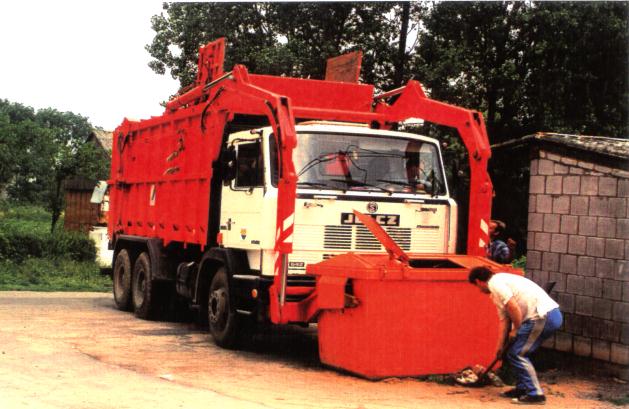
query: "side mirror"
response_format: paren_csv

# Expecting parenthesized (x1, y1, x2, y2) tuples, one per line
(222, 146, 237, 183)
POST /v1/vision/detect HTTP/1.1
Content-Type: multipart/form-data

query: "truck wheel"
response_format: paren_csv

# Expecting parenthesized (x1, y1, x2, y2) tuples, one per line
(132, 252, 157, 319)
(208, 267, 242, 348)
(113, 250, 132, 311)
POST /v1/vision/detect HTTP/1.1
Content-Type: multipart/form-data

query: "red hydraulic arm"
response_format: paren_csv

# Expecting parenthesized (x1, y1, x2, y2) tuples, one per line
(168, 42, 299, 324)
(373, 82, 493, 256)
(111, 39, 299, 325)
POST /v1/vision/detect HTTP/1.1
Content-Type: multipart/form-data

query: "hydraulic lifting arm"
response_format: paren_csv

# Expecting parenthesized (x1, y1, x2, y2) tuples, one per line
(162, 39, 298, 324)
(373, 81, 493, 256)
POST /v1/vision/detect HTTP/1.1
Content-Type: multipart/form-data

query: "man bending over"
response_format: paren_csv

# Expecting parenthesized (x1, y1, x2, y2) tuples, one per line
(468, 266, 562, 405)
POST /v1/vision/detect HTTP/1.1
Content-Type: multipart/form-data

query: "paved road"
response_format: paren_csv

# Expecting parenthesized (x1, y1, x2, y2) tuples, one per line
(0, 292, 616, 408)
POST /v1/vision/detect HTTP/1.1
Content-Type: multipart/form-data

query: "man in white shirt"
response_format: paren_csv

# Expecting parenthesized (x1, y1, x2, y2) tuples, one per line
(469, 266, 562, 405)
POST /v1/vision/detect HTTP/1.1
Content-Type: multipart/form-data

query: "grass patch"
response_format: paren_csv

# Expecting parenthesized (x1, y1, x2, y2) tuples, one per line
(0, 202, 51, 234)
(0, 258, 111, 292)
(0, 201, 110, 292)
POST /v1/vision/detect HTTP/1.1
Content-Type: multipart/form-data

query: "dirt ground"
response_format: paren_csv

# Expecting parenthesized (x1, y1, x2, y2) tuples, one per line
(0, 292, 625, 409)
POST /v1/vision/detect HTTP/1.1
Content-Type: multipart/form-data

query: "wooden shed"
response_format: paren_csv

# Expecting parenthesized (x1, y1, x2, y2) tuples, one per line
(63, 176, 102, 232)
(63, 129, 112, 232)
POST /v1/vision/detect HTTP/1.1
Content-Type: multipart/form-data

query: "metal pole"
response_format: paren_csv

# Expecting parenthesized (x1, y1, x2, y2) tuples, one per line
(279, 253, 288, 306)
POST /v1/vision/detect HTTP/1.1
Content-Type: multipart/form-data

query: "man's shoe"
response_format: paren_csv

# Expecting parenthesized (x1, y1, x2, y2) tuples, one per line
(511, 395, 546, 405)
(500, 388, 526, 398)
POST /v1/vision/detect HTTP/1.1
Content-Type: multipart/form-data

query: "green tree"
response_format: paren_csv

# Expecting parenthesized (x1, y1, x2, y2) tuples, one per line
(0, 111, 16, 191)
(411, 2, 627, 252)
(146, 3, 279, 88)
(34, 109, 109, 231)
(0, 100, 44, 198)
(413, 2, 628, 142)
(147, 2, 627, 139)
(145, 2, 409, 90)
(266, 2, 403, 87)
(519, 2, 628, 137)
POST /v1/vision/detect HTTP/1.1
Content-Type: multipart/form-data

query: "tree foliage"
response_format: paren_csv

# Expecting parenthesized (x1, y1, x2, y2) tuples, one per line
(414, 2, 628, 142)
(146, 2, 415, 91)
(0, 100, 110, 231)
(147, 2, 627, 141)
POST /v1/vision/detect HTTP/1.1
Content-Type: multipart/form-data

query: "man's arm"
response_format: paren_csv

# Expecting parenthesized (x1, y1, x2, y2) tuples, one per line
(496, 318, 508, 351)
(505, 297, 523, 338)
(496, 317, 513, 358)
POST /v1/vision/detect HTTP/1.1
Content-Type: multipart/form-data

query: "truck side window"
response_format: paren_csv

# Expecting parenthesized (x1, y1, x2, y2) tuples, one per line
(235, 141, 263, 188)
(269, 135, 279, 187)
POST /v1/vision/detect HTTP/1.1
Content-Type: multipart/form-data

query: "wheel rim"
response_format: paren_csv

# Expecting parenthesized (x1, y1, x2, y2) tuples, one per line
(208, 288, 228, 331)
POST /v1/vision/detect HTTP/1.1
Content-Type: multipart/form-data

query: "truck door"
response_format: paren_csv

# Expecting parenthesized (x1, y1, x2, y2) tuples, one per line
(220, 139, 265, 249)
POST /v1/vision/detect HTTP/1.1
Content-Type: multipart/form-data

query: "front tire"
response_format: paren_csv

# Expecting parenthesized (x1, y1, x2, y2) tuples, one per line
(113, 250, 132, 311)
(208, 267, 243, 348)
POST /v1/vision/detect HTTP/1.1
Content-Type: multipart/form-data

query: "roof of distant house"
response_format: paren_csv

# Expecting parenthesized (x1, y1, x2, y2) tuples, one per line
(492, 132, 629, 163)
(87, 129, 113, 152)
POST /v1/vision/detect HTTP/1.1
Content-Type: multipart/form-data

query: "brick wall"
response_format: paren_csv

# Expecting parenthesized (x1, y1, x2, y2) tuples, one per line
(526, 149, 629, 371)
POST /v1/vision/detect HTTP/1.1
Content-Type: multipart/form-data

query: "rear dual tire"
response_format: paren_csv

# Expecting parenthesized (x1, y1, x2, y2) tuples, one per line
(113, 250, 169, 320)
(113, 250, 132, 311)
(132, 252, 156, 319)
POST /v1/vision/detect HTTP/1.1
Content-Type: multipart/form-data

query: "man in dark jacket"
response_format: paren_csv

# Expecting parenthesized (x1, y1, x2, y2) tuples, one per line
(487, 220, 515, 264)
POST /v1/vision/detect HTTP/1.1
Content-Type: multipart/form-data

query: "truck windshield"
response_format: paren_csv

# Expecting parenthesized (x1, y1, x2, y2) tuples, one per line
(293, 132, 446, 195)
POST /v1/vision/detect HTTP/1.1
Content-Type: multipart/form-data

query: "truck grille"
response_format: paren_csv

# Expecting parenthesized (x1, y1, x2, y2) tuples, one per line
(323, 225, 412, 251)
(410, 227, 442, 252)
(355, 226, 381, 250)
(383, 227, 412, 250)
(323, 225, 352, 249)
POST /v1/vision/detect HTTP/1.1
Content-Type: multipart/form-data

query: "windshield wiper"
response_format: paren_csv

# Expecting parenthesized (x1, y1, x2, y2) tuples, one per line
(376, 179, 415, 187)
(329, 178, 393, 195)
(297, 181, 334, 189)
(298, 147, 405, 178)
(297, 153, 339, 177)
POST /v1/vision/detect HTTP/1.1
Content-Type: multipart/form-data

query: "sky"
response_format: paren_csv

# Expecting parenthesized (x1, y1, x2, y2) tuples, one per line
(0, 2, 179, 131)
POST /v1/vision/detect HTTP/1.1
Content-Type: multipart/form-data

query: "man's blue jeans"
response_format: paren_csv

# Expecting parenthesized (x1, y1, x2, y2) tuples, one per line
(506, 308, 563, 397)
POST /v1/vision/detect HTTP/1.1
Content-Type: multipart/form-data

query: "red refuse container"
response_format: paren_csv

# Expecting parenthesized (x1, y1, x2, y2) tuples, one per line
(308, 253, 518, 379)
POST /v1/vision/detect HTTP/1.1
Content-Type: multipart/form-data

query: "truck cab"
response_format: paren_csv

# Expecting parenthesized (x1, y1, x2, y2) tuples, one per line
(220, 122, 457, 278)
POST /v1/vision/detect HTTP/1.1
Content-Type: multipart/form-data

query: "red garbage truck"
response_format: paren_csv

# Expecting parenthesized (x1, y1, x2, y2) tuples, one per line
(108, 38, 517, 378)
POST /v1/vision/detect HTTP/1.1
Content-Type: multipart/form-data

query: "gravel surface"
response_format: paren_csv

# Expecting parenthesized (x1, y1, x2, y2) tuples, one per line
(0, 292, 621, 409)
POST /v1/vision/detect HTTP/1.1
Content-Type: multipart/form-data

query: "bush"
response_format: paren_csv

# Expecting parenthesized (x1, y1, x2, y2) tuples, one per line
(46, 231, 97, 262)
(0, 228, 96, 263)
(512, 255, 526, 270)
(0, 202, 105, 292)
(0, 201, 96, 263)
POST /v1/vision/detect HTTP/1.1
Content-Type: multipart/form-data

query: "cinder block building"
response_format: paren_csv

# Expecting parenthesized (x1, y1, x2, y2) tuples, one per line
(492, 133, 629, 379)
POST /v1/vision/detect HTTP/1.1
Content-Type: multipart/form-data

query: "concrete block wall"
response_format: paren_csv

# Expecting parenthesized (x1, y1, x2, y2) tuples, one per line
(526, 150, 629, 371)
